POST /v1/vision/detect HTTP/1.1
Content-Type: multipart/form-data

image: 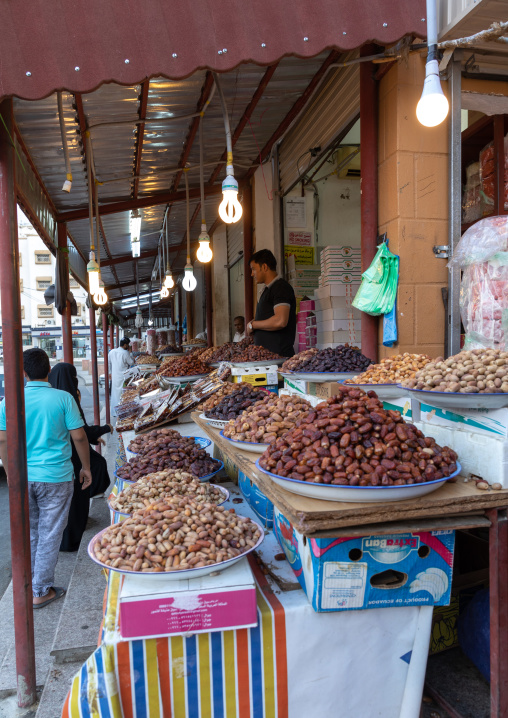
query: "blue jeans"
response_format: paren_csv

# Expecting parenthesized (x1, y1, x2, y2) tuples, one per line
(28, 481, 74, 598)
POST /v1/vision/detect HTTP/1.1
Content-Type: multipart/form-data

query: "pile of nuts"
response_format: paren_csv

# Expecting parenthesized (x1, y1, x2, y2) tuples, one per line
(135, 355, 160, 365)
(109, 469, 225, 514)
(198, 381, 253, 411)
(93, 499, 262, 572)
(259, 385, 458, 485)
(345, 353, 431, 385)
(281, 349, 318, 372)
(157, 355, 211, 378)
(223, 393, 311, 443)
(205, 384, 266, 420)
(117, 435, 221, 481)
(401, 348, 508, 393)
(128, 428, 188, 455)
(283, 345, 372, 374)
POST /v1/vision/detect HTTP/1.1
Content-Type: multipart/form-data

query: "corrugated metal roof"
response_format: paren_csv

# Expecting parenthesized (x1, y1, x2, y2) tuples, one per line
(0, 0, 426, 102)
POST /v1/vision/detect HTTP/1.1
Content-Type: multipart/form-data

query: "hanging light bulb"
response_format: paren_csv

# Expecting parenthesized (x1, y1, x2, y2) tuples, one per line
(148, 316, 154, 326)
(87, 252, 100, 296)
(416, 59, 449, 127)
(164, 270, 174, 289)
(196, 224, 213, 263)
(182, 262, 197, 292)
(161, 286, 169, 299)
(218, 171, 242, 224)
(135, 306, 143, 329)
(131, 240, 141, 258)
(93, 277, 108, 306)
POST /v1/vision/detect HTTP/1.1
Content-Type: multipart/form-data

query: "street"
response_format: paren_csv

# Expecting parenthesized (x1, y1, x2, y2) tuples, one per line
(0, 376, 105, 598)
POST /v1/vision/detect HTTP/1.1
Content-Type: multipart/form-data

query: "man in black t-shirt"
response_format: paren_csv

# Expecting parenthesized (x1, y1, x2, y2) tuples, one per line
(246, 249, 296, 357)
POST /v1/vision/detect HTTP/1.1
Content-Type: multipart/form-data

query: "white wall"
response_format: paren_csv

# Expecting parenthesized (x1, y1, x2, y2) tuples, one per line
(211, 226, 229, 346)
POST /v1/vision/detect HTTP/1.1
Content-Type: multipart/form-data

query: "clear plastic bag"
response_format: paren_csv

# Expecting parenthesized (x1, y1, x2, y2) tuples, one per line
(448, 215, 508, 268)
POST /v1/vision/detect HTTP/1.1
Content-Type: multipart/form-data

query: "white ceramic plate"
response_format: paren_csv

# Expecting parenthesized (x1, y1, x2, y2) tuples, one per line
(165, 374, 210, 383)
(219, 430, 269, 454)
(280, 371, 357, 382)
(87, 517, 264, 580)
(255, 459, 461, 503)
(403, 387, 508, 410)
(211, 359, 284, 368)
(199, 412, 229, 429)
(107, 484, 230, 518)
(343, 383, 408, 400)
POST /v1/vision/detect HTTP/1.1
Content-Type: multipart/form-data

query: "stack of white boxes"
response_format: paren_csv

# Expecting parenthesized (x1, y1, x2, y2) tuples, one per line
(288, 264, 321, 301)
(314, 247, 361, 348)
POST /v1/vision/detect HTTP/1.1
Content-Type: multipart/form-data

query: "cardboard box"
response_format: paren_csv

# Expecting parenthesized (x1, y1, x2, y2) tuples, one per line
(231, 365, 279, 387)
(314, 284, 360, 299)
(280, 386, 322, 407)
(316, 307, 361, 321)
(313, 296, 355, 311)
(119, 559, 258, 638)
(274, 508, 455, 612)
(299, 299, 315, 310)
(238, 471, 274, 528)
(416, 401, 508, 439)
(320, 246, 361, 259)
(313, 381, 344, 399)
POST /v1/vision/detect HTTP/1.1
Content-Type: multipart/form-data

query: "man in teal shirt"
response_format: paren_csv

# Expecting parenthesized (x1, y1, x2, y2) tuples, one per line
(0, 349, 92, 608)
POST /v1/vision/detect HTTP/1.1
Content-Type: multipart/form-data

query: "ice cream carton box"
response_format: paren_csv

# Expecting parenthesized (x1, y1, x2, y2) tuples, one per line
(119, 558, 258, 638)
(238, 471, 274, 528)
(273, 508, 455, 612)
(314, 283, 360, 299)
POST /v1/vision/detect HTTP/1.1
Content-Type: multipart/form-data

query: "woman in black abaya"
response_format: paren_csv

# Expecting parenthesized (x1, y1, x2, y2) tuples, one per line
(49, 362, 112, 551)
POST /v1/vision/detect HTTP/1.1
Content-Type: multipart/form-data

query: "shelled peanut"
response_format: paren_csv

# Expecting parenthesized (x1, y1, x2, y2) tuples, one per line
(345, 353, 431, 385)
(401, 348, 508, 393)
(109, 470, 225, 514)
(259, 385, 458, 485)
(93, 499, 262, 572)
(223, 393, 311, 443)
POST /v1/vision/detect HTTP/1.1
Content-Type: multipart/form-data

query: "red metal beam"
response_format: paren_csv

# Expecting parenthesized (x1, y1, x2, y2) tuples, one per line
(208, 63, 279, 186)
(56, 183, 222, 223)
(132, 80, 150, 200)
(242, 184, 254, 325)
(102, 313, 110, 424)
(59, 222, 73, 364)
(245, 50, 342, 180)
(0, 98, 36, 708)
(359, 45, 378, 363)
(101, 248, 158, 267)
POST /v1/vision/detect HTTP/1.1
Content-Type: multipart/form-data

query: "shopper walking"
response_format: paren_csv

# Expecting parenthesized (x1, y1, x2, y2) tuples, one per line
(0, 349, 92, 608)
(49, 362, 112, 551)
(108, 337, 134, 413)
(247, 249, 297, 357)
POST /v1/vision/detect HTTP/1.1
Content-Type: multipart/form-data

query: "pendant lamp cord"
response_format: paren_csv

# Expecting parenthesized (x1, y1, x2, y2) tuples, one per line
(184, 171, 191, 263)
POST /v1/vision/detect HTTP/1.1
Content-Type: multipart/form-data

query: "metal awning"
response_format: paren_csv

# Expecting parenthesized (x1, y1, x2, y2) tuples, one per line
(1, 0, 425, 102)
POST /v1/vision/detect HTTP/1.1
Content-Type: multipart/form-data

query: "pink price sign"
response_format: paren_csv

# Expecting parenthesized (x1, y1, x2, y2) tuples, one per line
(288, 231, 312, 246)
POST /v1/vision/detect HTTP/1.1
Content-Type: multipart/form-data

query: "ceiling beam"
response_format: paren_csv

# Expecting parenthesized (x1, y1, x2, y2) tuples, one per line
(101, 247, 158, 267)
(244, 50, 342, 180)
(56, 182, 223, 223)
(208, 63, 279, 186)
(132, 80, 150, 200)
(105, 275, 153, 292)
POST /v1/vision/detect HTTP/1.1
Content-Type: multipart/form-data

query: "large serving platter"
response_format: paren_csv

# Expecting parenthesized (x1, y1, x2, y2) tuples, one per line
(164, 374, 210, 383)
(279, 371, 357, 382)
(219, 430, 269, 454)
(210, 359, 285, 369)
(255, 459, 462, 503)
(199, 412, 229, 430)
(107, 484, 230, 518)
(404, 388, 508, 410)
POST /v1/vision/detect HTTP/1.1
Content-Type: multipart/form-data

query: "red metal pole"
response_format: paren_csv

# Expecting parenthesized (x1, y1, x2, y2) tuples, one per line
(115, 325, 119, 348)
(58, 222, 73, 364)
(487, 508, 508, 716)
(109, 324, 114, 352)
(0, 98, 37, 708)
(205, 263, 213, 347)
(243, 184, 254, 325)
(102, 314, 110, 424)
(178, 290, 183, 346)
(360, 45, 379, 363)
(89, 305, 100, 426)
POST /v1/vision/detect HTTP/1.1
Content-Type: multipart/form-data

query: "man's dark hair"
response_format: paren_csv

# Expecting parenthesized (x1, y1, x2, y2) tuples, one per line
(234, 316, 245, 322)
(23, 348, 50, 381)
(250, 249, 277, 271)
(120, 338, 130, 348)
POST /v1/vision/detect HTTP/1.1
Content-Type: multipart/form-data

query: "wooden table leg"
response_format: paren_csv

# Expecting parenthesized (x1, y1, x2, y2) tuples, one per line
(488, 508, 508, 717)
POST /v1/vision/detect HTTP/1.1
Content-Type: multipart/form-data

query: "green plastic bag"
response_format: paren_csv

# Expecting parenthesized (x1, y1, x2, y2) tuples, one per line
(352, 242, 399, 316)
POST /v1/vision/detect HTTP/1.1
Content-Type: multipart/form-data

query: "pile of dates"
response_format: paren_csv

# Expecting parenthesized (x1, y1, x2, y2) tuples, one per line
(281, 348, 318, 372)
(118, 435, 221, 481)
(259, 385, 458, 485)
(232, 344, 282, 363)
(223, 393, 311, 443)
(205, 384, 265, 420)
(158, 354, 211, 377)
(128, 428, 190, 455)
(199, 381, 252, 411)
(284, 345, 372, 373)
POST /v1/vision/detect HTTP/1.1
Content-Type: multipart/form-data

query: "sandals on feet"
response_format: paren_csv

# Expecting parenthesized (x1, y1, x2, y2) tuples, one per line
(33, 586, 66, 609)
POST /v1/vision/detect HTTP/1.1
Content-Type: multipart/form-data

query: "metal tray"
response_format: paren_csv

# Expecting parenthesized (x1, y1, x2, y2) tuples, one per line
(280, 371, 357, 382)
(342, 383, 408, 400)
(210, 359, 284, 369)
(159, 353, 184, 357)
(255, 459, 461, 503)
(88, 516, 264, 580)
(199, 412, 229, 429)
(403, 387, 508, 410)
(165, 374, 210, 383)
(107, 484, 229, 518)
(219, 430, 269, 454)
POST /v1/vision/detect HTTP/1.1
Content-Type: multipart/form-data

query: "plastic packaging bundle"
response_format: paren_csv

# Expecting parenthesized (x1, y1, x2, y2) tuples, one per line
(462, 161, 482, 224)
(146, 328, 156, 355)
(479, 135, 508, 213)
(449, 216, 508, 350)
